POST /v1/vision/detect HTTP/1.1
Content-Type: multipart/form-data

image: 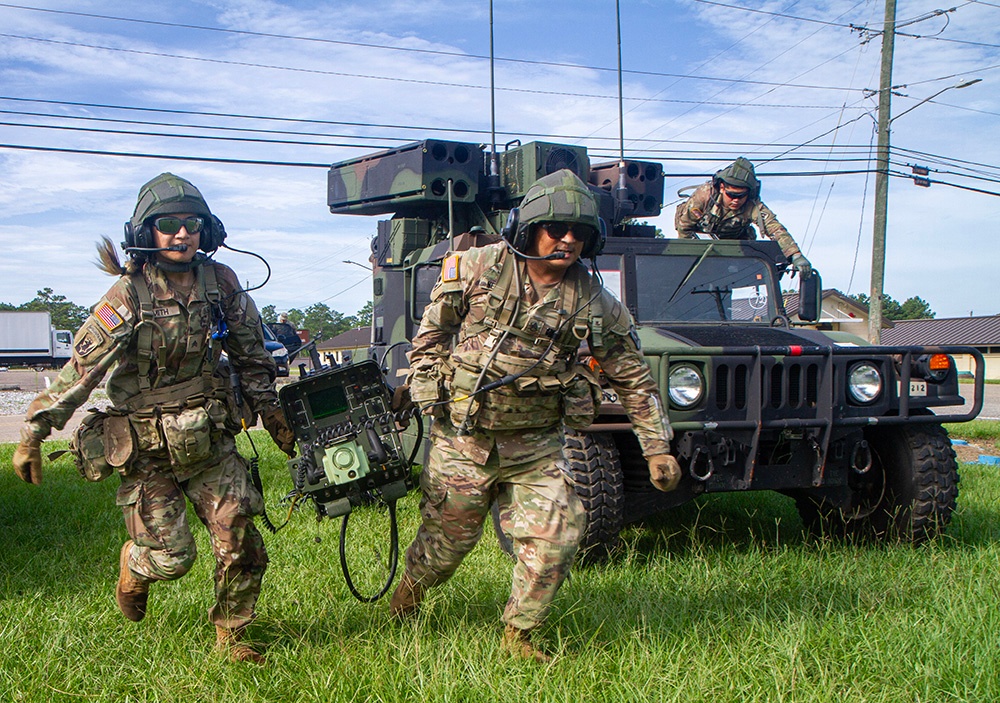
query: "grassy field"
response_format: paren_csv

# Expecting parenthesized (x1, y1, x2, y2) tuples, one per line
(3, 423, 1000, 703)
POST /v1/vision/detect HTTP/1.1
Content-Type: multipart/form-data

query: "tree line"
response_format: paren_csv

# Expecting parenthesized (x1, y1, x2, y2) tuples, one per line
(260, 302, 372, 342)
(0, 288, 374, 343)
(847, 294, 935, 321)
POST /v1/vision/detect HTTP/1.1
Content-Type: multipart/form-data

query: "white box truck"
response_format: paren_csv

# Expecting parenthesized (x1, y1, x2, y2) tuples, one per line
(0, 311, 73, 368)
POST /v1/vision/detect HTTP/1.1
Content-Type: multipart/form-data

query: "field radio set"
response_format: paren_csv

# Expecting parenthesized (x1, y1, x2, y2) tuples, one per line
(279, 359, 413, 520)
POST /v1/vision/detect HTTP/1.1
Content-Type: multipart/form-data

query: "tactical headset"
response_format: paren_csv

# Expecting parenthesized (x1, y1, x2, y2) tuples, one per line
(123, 214, 227, 254)
(501, 208, 607, 260)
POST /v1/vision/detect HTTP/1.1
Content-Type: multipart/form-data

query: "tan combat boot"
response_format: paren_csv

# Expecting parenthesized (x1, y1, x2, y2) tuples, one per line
(501, 625, 552, 664)
(389, 571, 425, 619)
(215, 625, 265, 665)
(116, 540, 149, 622)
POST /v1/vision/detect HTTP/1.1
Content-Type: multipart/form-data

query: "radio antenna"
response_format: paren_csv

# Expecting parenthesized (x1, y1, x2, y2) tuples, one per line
(614, 0, 632, 218)
(488, 0, 501, 202)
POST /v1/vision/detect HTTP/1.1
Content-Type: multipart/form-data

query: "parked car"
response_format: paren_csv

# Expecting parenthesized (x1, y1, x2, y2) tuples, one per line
(262, 323, 289, 376)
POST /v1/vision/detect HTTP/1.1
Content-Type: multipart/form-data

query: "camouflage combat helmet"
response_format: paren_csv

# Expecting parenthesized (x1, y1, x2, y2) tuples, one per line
(713, 157, 760, 198)
(511, 168, 604, 258)
(130, 172, 213, 229)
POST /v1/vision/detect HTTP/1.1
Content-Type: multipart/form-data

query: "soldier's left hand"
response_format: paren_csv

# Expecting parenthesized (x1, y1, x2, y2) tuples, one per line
(390, 384, 415, 429)
(791, 253, 812, 279)
(12, 427, 43, 485)
(261, 406, 296, 458)
(647, 453, 682, 492)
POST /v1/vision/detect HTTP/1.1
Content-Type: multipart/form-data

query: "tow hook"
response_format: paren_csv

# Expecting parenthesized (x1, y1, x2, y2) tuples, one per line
(689, 446, 715, 482)
(851, 440, 873, 475)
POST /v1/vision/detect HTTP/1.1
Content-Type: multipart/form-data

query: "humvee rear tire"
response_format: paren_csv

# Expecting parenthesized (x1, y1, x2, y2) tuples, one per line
(796, 423, 959, 543)
(490, 428, 624, 563)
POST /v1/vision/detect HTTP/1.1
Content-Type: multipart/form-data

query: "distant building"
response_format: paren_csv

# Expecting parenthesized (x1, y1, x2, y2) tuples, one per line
(882, 315, 1000, 380)
(784, 288, 884, 338)
(315, 327, 372, 366)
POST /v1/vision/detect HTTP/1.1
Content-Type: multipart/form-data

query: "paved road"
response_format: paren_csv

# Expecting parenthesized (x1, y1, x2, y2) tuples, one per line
(0, 369, 995, 444)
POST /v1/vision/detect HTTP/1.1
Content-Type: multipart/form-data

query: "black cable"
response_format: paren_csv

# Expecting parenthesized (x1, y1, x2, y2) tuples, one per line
(338, 499, 399, 603)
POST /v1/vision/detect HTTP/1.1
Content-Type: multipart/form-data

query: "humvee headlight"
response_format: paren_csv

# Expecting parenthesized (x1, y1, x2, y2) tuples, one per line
(667, 364, 704, 408)
(847, 363, 882, 404)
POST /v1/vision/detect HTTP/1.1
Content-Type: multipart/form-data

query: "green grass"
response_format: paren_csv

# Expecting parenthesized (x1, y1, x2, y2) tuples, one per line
(945, 419, 1000, 451)
(4, 431, 1000, 702)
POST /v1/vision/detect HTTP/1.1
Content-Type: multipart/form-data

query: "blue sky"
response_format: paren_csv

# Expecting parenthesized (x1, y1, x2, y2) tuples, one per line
(0, 0, 996, 320)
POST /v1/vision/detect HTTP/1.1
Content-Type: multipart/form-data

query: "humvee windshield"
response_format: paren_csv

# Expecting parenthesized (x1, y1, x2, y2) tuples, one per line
(600, 254, 777, 324)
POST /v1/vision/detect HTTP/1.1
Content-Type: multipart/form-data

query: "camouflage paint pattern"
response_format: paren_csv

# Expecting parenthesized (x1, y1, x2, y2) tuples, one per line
(675, 181, 803, 259)
(117, 434, 267, 629)
(403, 419, 584, 631)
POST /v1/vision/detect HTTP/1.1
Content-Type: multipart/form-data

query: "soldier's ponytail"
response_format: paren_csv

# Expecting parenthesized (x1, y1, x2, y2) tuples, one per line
(95, 236, 143, 276)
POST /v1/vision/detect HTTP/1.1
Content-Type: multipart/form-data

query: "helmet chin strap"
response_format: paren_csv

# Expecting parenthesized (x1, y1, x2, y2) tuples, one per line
(150, 252, 209, 273)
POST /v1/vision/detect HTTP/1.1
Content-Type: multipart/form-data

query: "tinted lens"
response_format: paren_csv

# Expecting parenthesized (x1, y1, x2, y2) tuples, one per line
(722, 189, 749, 200)
(153, 216, 204, 234)
(540, 222, 595, 241)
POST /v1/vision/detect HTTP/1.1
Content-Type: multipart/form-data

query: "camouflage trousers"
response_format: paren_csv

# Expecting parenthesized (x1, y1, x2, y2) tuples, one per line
(115, 433, 268, 629)
(403, 426, 585, 631)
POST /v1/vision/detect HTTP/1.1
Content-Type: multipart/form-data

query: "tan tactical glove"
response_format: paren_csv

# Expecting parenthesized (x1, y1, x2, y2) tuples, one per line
(13, 426, 43, 485)
(261, 406, 296, 458)
(647, 453, 682, 493)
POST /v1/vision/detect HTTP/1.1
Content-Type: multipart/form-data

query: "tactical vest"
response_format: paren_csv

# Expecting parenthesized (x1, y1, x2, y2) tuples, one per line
(116, 264, 238, 468)
(696, 191, 766, 240)
(448, 248, 604, 432)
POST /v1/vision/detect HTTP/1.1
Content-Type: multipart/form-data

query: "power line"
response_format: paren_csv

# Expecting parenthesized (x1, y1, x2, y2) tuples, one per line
(0, 2, 872, 93)
(0, 33, 859, 110)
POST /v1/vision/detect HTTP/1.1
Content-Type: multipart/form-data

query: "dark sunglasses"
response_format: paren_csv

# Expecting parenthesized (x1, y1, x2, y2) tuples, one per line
(152, 216, 205, 235)
(720, 188, 749, 200)
(539, 222, 595, 241)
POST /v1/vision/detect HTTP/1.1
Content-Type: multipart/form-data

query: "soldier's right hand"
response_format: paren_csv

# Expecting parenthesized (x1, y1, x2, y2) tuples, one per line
(12, 427, 43, 485)
(647, 453, 682, 492)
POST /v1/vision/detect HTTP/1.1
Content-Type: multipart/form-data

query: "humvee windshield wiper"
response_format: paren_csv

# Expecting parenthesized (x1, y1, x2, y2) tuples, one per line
(668, 243, 714, 303)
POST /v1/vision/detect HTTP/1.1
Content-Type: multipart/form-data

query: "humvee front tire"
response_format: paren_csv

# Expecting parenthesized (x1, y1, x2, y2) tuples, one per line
(563, 428, 625, 562)
(797, 423, 959, 543)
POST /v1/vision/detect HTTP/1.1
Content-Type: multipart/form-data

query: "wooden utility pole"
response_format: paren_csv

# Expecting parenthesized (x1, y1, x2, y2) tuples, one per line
(868, 0, 897, 344)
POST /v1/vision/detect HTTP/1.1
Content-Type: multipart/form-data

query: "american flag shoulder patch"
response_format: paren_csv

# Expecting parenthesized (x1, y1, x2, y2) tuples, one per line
(94, 301, 124, 332)
(442, 254, 460, 282)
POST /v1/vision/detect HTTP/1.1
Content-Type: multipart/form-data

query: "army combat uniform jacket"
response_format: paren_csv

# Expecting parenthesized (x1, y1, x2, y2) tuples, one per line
(675, 181, 803, 259)
(25, 260, 279, 478)
(407, 241, 672, 463)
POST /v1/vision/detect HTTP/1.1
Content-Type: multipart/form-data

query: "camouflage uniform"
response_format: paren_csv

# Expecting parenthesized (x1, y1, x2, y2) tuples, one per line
(403, 241, 672, 631)
(675, 181, 803, 260)
(23, 260, 278, 629)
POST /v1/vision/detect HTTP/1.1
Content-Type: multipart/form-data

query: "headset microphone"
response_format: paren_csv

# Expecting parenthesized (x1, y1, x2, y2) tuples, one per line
(511, 250, 570, 261)
(123, 244, 189, 253)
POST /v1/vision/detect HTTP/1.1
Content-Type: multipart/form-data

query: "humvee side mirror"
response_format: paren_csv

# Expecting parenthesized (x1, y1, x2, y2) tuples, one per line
(798, 269, 822, 322)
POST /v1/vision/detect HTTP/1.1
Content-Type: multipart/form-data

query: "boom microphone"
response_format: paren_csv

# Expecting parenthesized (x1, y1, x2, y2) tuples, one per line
(124, 244, 190, 253)
(513, 251, 569, 261)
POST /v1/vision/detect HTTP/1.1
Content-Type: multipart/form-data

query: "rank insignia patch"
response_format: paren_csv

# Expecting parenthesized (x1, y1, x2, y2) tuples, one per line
(94, 302, 124, 332)
(442, 254, 460, 282)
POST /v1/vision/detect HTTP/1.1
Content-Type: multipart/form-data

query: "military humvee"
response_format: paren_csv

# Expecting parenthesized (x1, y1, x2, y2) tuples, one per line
(326, 138, 985, 558)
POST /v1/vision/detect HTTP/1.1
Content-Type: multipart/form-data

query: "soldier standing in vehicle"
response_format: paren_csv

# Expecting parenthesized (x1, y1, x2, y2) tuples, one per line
(675, 157, 812, 277)
(11, 173, 295, 664)
(389, 169, 681, 662)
